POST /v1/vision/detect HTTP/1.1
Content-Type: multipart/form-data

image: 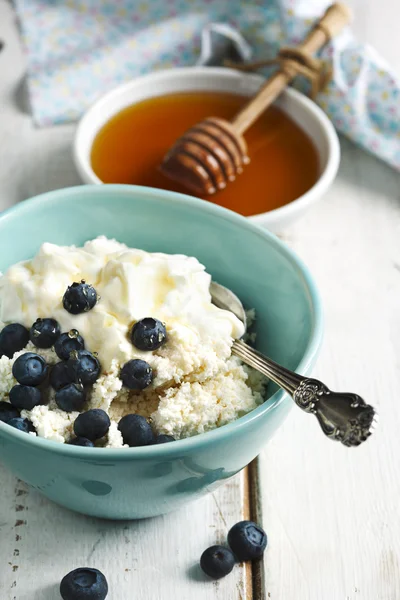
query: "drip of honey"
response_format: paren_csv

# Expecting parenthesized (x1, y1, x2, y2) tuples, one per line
(91, 92, 319, 217)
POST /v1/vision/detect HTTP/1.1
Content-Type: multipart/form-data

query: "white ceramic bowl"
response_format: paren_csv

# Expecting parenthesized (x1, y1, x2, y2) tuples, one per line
(74, 67, 340, 232)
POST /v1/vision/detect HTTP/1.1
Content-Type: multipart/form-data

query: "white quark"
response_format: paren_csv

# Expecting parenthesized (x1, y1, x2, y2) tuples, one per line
(21, 405, 78, 444)
(0, 237, 244, 374)
(0, 237, 266, 446)
(152, 357, 265, 439)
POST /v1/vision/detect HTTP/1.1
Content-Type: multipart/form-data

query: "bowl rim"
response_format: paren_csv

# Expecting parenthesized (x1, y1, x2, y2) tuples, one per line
(0, 184, 324, 458)
(73, 65, 340, 225)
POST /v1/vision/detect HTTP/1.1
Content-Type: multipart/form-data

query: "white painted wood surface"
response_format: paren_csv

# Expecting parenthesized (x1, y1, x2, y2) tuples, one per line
(0, 468, 251, 600)
(0, 1, 399, 598)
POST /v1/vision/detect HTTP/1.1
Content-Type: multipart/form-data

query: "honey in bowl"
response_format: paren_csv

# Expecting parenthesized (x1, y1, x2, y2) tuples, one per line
(91, 92, 319, 217)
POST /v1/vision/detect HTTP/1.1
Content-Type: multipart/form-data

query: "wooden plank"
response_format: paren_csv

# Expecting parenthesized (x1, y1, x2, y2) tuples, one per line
(0, 4, 255, 599)
(0, 462, 252, 599)
(256, 6, 400, 598)
(257, 137, 400, 600)
(255, 5, 400, 597)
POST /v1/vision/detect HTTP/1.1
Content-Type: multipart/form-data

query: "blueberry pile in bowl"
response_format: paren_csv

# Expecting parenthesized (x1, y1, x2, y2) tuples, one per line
(0, 303, 176, 446)
(0, 237, 266, 448)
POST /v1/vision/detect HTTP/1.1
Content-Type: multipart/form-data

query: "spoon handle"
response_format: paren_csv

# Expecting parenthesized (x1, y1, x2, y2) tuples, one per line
(232, 340, 377, 447)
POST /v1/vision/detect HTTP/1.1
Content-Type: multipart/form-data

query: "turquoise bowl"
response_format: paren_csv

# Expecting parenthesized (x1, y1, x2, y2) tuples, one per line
(0, 185, 323, 519)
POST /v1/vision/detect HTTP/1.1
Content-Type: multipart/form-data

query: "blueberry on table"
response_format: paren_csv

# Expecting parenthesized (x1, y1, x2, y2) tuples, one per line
(12, 352, 48, 386)
(120, 359, 153, 390)
(130, 317, 167, 351)
(74, 409, 110, 441)
(155, 434, 175, 444)
(29, 317, 60, 349)
(69, 436, 94, 447)
(60, 567, 108, 600)
(227, 520, 267, 562)
(7, 417, 36, 434)
(55, 383, 86, 412)
(200, 545, 235, 579)
(50, 361, 73, 391)
(55, 329, 85, 361)
(67, 350, 101, 386)
(118, 413, 155, 447)
(63, 280, 98, 315)
(0, 400, 20, 423)
(0, 323, 29, 358)
(9, 384, 41, 410)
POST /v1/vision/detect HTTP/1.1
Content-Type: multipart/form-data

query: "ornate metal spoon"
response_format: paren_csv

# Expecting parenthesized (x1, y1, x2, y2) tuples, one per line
(210, 281, 378, 447)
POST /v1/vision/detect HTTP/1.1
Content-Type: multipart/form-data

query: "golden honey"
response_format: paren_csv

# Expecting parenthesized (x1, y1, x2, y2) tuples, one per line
(91, 91, 319, 217)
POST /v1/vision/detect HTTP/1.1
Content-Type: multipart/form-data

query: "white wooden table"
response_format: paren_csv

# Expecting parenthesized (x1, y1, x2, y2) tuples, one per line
(1, 1, 400, 598)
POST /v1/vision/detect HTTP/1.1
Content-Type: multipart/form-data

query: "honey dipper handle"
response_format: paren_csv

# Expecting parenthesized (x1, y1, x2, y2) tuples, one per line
(231, 3, 352, 135)
(302, 2, 352, 54)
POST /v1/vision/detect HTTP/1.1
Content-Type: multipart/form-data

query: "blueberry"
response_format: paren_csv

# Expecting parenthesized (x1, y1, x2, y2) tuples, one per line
(130, 317, 167, 351)
(67, 350, 101, 386)
(55, 330, 85, 361)
(227, 521, 267, 562)
(0, 400, 20, 423)
(155, 434, 175, 444)
(69, 436, 94, 447)
(29, 318, 60, 349)
(118, 414, 155, 447)
(7, 417, 36, 434)
(63, 280, 98, 315)
(0, 323, 29, 358)
(74, 409, 110, 441)
(50, 361, 73, 391)
(120, 359, 153, 390)
(55, 383, 86, 412)
(200, 545, 235, 579)
(9, 384, 42, 410)
(12, 352, 48, 386)
(60, 567, 108, 600)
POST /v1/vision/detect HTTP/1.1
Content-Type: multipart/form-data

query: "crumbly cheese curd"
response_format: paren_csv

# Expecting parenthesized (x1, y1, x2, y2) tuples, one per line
(0, 238, 266, 446)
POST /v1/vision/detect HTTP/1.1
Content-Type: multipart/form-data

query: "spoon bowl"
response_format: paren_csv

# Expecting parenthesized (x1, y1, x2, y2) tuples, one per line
(209, 280, 247, 329)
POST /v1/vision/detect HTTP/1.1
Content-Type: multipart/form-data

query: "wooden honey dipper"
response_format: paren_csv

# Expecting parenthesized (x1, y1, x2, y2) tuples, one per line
(160, 3, 351, 196)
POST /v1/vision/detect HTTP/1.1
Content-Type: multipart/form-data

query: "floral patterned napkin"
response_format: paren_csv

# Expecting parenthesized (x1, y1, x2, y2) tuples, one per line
(13, 0, 400, 170)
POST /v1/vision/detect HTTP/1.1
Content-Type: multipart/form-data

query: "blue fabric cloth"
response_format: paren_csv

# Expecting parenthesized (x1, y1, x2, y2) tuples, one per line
(13, 0, 400, 170)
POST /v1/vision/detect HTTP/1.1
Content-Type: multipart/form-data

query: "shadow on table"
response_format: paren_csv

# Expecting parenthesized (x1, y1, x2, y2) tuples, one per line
(15, 136, 82, 202)
(32, 583, 60, 600)
(338, 136, 400, 199)
(8, 75, 82, 203)
(14, 76, 31, 115)
(186, 563, 209, 583)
